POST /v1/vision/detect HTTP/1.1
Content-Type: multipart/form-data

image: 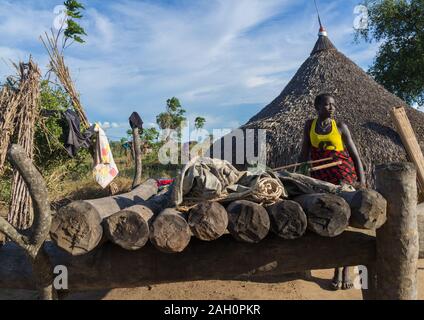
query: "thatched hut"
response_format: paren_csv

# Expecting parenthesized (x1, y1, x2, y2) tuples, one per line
(223, 27, 424, 186)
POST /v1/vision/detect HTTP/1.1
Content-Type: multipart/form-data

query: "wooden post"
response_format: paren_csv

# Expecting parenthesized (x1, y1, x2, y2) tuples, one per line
(391, 107, 424, 201)
(418, 203, 424, 259)
(375, 162, 419, 300)
(132, 127, 143, 189)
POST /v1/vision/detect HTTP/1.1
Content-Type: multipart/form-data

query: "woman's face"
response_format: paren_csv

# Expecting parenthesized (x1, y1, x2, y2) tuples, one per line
(317, 96, 336, 119)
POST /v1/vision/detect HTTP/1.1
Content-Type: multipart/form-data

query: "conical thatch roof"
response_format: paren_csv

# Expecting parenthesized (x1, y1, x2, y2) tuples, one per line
(242, 30, 424, 185)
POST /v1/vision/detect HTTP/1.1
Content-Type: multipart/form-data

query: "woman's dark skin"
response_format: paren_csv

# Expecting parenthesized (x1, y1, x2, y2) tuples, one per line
(299, 95, 365, 290)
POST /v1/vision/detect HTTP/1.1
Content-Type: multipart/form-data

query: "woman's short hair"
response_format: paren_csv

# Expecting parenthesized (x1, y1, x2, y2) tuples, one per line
(314, 93, 334, 107)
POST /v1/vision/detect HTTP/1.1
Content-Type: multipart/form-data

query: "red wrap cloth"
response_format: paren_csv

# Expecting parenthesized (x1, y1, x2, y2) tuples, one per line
(310, 147, 357, 185)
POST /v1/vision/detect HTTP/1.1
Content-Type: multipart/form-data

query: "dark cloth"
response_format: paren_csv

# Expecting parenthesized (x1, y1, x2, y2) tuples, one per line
(129, 112, 143, 130)
(310, 147, 358, 185)
(40, 109, 61, 117)
(63, 109, 95, 157)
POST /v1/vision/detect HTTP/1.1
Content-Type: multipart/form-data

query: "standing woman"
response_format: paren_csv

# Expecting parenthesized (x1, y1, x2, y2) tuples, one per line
(299, 93, 366, 290)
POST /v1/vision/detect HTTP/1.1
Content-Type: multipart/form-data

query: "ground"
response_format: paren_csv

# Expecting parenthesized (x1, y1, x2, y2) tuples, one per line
(1, 260, 423, 300)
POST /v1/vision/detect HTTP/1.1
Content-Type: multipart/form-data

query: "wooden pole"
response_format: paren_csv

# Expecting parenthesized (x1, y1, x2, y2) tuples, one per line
(227, 200, 270, 243)
(418, 203, 424, 259)
(132, 127, 143, 189)
(375, 162, 419, 300)
(293, 193, 351, 237)
(340, 189, 387, 230)
(188, 201, 228, 241)
(0, 145, 55, 299)
(391, 106, 424, 202)
(149, 208, 191, 253)
(103, 205, 154, 251)
(266, 200, 307, 239)
(50, 179, 158, 256)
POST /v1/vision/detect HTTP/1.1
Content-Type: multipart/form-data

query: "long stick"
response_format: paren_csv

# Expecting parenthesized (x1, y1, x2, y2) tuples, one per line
(310, 161, 342, 172)
(390, 106, 424, 202)
(273, 157, 333, 171)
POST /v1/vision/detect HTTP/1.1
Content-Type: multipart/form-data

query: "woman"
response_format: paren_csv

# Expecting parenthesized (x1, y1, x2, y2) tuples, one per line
(299, 93, 366, 290)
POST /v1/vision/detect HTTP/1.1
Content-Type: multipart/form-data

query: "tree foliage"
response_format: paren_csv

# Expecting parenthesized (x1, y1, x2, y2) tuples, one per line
(35, 81, 89, 174)
(64, 0, 87, 44)
(156, 97, 187, 140)
(127, 127, 160, 148)
(357, 0, 424, 106)
(194, 117, 206, 130)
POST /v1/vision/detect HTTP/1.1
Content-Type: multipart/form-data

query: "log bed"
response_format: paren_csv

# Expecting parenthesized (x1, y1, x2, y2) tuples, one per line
(0, 145, 422, 300)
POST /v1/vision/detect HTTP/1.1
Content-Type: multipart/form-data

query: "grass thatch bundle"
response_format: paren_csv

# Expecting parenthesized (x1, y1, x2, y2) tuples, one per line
(0, 59, 41, 229)
(7, 59, 41, 229)
(0, 87, 21, 174)
(41, 30, 89, 129)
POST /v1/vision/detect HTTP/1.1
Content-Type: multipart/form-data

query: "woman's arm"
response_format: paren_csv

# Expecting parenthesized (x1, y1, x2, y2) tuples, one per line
(339, 123, 366, 187)
(299, 120, 312, 163)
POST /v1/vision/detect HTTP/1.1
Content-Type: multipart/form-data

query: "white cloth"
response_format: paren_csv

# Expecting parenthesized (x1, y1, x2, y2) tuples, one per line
(92, 124, 119, 188)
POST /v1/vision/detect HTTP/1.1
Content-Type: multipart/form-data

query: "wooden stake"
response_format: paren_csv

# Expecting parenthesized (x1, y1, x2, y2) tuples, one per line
(391, 106, 424, 202)
(273, 157, 333, 171)
(375, 162, 419, 299)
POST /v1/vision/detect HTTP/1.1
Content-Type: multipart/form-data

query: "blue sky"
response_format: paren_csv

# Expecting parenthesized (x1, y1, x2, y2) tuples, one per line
(0, 0, 379, 141)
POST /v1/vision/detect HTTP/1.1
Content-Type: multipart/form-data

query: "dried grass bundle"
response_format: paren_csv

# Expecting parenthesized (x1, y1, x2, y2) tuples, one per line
(7, 59, 41, 229)
(0, 87, 21, 173)
(41, 30, 89, 129)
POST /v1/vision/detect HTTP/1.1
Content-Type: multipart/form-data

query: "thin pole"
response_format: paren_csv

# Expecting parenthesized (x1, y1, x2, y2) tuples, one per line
(313, 0, 323, 28)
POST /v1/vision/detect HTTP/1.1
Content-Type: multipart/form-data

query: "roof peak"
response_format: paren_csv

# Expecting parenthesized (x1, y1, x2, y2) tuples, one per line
(311, 27, 336, 55)
(318, 25, 328, 37)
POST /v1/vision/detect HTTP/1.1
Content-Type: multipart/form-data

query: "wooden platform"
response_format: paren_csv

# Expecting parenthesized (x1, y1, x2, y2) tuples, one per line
(0, 230, 375, 291)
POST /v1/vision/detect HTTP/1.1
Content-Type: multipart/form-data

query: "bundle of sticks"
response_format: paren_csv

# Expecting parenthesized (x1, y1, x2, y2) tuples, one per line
(50, 171, 387, 256)
(0, 59, 41, 229)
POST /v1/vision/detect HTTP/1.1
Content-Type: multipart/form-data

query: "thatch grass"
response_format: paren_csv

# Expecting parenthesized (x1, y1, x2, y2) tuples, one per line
(41, 30, 89, 129)
(0, 88, 21, 174)
(8, 59, 41, 229)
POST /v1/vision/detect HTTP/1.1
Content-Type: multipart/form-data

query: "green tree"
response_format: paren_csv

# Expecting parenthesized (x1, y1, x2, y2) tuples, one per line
(35, 81, 90, 174)
(156, 97, 187, 140)
(127, 127, 160, 148)
(63, 0, 87, 44)
(357, 0, 424, 106)
(194, 117, 206, 130)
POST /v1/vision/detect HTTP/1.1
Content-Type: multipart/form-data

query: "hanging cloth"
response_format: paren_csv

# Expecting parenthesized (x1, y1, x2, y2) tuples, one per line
(93, 123, 119, 188)
(129, 112, 143, 130)
(62, 109, 95, 157)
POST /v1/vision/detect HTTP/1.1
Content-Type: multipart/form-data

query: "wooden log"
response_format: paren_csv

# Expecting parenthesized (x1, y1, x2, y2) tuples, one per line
(226, 200, 270, 243)
(340, 189, 387, 230)
(103, 205, 154, 251)
(188, 201, 228, 241)
(418, 203, 424, 259)
(0, 144, 55, 299)
(149, 208, 191, 253)
(50, 179, 158, 256)
(294, 193, 351, 237)
(391, 107, 424, 201)
(375, 163, 419, 300)
(131, 127, 143, 189)
(0, 230, 376, 291)
(266, 200, 307, 240)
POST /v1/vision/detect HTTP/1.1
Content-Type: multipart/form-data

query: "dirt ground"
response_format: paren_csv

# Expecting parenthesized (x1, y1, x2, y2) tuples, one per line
(1, 260, 423, 300)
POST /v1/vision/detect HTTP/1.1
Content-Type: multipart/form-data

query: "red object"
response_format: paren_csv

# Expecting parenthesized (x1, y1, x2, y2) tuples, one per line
(310, 148, 358, 185)
(157, 179, 174, 187)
